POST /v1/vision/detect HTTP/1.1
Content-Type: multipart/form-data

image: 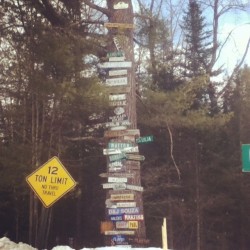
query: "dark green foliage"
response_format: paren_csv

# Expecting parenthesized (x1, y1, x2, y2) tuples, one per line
(181, 1, 213, 78)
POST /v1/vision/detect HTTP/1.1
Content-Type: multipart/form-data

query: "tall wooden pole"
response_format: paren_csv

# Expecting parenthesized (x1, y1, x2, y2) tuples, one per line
(101, 0, 147, 246)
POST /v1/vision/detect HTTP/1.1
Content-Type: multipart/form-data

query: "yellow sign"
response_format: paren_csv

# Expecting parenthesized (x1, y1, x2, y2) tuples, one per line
(128, 221, 138, 229)
(26, 156, 76, 208)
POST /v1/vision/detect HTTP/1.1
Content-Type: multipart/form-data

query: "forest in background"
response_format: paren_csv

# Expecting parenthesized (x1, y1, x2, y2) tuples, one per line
(0, 0, 250, 250)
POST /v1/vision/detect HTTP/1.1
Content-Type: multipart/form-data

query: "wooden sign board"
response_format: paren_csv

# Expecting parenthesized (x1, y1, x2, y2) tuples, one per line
(107, 86, 131, 94)
(126, 154, 145, 161)
(110, 193, 135, 201)
(108, 166, 126, 172)
(99, 61, 132, 68)
(109, 70, 128, 77)
(104, 23, 135, 29)
(105, 129, 140, 138)
(109, 56, 125, 62)
(110, 126, 128, 131)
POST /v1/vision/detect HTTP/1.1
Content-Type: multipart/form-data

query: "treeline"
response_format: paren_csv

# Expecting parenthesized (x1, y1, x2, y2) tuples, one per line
(0, 1, 250, 250)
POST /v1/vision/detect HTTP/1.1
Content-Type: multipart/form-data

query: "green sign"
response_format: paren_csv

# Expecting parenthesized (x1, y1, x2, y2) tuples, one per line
(136, 135, 153, 144)
(242, 144, 250, 172)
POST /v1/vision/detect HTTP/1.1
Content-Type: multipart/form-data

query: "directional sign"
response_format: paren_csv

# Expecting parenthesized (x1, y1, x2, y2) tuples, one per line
(126, 154, 145, 161)
(128, 221, 138, 229)
(108, 177, 128, 183)
(107, 51, 124, 57)
(114, 2, 129, 9)
(108, 207, 139, 215)
(109, 56, 125, 62)
(99, 173, 134, 178)
(108, 142, 133, 149)
(99, 61, 132, 68)
(109, 70, 128, 77)
(106, 77, 128, 86)
(109, 94, 127, 101)
(109, 100, 127, 106)
(110, 215, 123, 221)
(104, 23, 135, 29)
(136, 135, 154, 144)
(242, 144, 250, 172)
(126, 184, 144, 192)
(116, 202, 136, 208)
(105, 129, 140, 138)
(123, 214, 144, 221)
(26, 156, 76, 208)
(104, 231, 135, 235)
(110, 193, 135, 201)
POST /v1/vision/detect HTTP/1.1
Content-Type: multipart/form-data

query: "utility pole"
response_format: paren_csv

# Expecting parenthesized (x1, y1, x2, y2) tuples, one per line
(100, 0, 147, 246)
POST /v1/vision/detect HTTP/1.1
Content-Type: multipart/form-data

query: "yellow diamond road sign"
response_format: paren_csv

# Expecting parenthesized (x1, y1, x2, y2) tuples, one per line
(26, 156, 76, 208)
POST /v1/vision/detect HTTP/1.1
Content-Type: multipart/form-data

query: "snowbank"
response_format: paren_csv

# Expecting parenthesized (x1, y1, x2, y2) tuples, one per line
(0, 237, 163, 250)
(0, 237, 36, 250)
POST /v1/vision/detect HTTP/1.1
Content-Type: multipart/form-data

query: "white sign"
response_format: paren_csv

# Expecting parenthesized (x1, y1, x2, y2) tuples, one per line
(106, 120, 131, 128)
(104, 231, 135, 235)
(123, 214, 144, 221)
(110, 126, 127, 131)
(109, 100, 127, 106)
(109, 161, 123, 168)
(116, 221, 129, 229)
(102, 183, 126, 190)
(109, 70, 128, 77)
(114, 2, 129, 9)
(109, 114, 127, 122)
(109, 94, 126, 101)
(108, 177, 128, 183)
(116, 202, 136, 208)
(99, 61, 132, 68)
(126, 184, 144, 192)
(114, 106, 125, 115)
(103, 148, 122, 155)
(108, 207, 139, 215)
(106, 77, 128, 86)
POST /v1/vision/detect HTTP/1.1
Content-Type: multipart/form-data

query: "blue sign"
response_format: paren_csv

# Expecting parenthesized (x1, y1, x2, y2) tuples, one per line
(110, 215, 123, 221)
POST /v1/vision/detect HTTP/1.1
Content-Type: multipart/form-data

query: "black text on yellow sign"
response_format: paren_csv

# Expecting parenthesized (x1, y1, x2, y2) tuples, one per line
(26, 156, 76, 208)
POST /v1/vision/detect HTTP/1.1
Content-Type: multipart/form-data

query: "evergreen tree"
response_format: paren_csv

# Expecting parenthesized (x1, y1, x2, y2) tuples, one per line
(181, 0, 213, 78)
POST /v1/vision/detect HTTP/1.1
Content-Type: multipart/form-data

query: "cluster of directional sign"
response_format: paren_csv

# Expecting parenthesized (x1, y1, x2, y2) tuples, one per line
(99, 2, 153, 247)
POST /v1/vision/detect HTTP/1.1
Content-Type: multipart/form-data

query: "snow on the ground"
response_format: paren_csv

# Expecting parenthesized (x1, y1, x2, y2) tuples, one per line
(0, 237, 163, 250)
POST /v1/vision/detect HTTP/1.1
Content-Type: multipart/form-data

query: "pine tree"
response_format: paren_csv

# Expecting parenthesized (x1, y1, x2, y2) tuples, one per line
(181, 0, 213, 78)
